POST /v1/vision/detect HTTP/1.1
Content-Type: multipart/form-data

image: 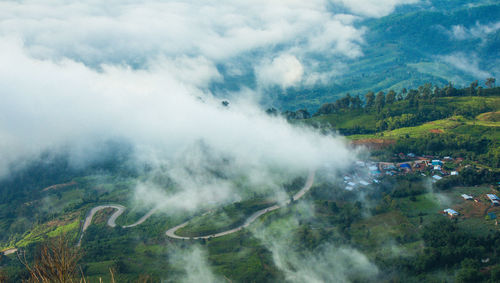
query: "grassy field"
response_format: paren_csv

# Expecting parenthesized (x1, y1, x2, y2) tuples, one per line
(348, 113, 499, 141)
(306, 95, 500, 141)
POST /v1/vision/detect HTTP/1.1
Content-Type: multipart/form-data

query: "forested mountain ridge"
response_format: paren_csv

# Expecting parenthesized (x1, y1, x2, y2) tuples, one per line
(271, 2, 500, 110)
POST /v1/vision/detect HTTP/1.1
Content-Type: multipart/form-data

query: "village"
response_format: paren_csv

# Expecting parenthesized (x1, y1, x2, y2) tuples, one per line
(344, 153, 500, 223)
(343, 153, 462, 191)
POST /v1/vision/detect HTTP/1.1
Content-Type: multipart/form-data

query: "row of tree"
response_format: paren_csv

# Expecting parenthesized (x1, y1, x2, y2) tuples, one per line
(272, 79, 498, 120)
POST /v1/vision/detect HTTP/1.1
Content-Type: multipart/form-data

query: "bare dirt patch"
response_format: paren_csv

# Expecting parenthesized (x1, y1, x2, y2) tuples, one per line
(429, 129, 444, 134)
(45, 211, 80, 227)
(351, 139, 396, 149)
(477, 111, 500, 122)
(42, 181, 77, 192)
(456, 200, 490, 218)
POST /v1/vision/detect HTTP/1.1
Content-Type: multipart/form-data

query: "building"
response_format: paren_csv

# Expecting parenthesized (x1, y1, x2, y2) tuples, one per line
(451, 171, 458, 176)
(487, 194, 500, 201)
(355, 161, 366, 167)
(444, 208, 459, 216)
(434, 165, 442, 171)
(432, 160, 443, 166)
(400, 163, 412, 170)
(461, 194, 473, 200)
(487, 194, 500, 206)
(432, 175, 443, 181)
(359, 180, 370, 186)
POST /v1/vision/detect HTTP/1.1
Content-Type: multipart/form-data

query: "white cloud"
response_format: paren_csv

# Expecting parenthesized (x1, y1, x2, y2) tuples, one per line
(251, 205, 379, 283)
(256, 54, 304, 88)
(449, 21, 500, 41)
(440, 52, 491, 79)
(0, 0, 413, 210)
(0, 37, 357, 212)
(331, 0, 419, 18)
(0, 0, 413, 89)
(170, 246, 222, 283)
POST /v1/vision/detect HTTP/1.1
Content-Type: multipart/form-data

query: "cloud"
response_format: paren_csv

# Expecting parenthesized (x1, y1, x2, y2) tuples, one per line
(440, 52, 491, 79)
(256, 54, 304, 88)
(331, 0, 419, 18)
(0, 0, 414, 90)
(0, 0, 413, 217)
(251, 203, 379, 283)
(0, 36, 358, 214)
(448, 21, 500, 41)
(169, 245, 222, 283)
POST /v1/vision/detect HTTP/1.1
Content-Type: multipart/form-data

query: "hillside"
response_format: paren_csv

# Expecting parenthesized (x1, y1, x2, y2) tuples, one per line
(1, 86, 499, 282)
(296, 85, 500, 168)
(271, 2, 500, 110)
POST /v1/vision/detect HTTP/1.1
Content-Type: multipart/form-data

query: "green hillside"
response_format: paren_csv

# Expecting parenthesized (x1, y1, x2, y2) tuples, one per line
(271, 3, 500, 110)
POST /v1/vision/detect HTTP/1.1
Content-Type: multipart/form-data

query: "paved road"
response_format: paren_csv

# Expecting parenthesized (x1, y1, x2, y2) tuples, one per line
(1, 248, 18, 256)
(77, 205, 156, 246)
(165, 171, 315, 240)
(77, 205, 125, 246)
(79, 171, 315, 243)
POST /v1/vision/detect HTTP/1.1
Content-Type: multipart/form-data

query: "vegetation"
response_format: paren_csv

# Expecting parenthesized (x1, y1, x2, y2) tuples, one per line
(289, 83, 500, 168)
(271, 3, 500, 110)
(1, 80, 499, 281)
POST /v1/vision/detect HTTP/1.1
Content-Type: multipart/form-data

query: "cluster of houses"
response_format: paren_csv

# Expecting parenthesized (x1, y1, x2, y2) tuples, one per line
(375, 154, 460, 181)
(443, 193, 500, 218)
(343, 175, 375, 191)
(344, 155, 462, 191)
(342, 161, 381, 191)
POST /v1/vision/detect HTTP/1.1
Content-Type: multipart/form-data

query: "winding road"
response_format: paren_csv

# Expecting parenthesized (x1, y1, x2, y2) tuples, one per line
(78, 171, 315, 243)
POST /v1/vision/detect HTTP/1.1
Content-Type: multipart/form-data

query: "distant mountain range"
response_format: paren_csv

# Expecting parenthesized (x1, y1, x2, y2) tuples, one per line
(262, 1, 500, 111)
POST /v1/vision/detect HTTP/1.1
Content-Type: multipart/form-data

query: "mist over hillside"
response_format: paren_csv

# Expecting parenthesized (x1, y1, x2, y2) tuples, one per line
(1, 1, 499, 282)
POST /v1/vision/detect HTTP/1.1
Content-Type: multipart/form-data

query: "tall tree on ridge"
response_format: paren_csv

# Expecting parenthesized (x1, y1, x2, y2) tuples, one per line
(365, 91, 375, 108)
(486, 77, 496, 88)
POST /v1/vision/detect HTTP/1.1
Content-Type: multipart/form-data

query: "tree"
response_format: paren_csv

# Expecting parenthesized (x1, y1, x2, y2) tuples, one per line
(396, 92, 403, 101)
(420, 83, 432, 100)
(456, 267, 481, 283)
(375, 91, 385, 112)
(433, 86, 441, 97)
(477, 86, 483, 96)
(485, 77, 496, 88)
(316, 103, 336, 115)
(350, 95, 363, 109)
(339, 93, 351, 109)
(445, 83, 457, 96)
(365, 91, 375, 108)
(19, 235, 82, 283)
(469, 80, 478, 96)
(265, 108, 278, 116)
(386, 90, 396, 105)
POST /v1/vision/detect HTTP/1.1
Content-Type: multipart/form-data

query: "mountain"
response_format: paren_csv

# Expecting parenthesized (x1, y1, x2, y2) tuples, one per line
(269, 2, 500, 111)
